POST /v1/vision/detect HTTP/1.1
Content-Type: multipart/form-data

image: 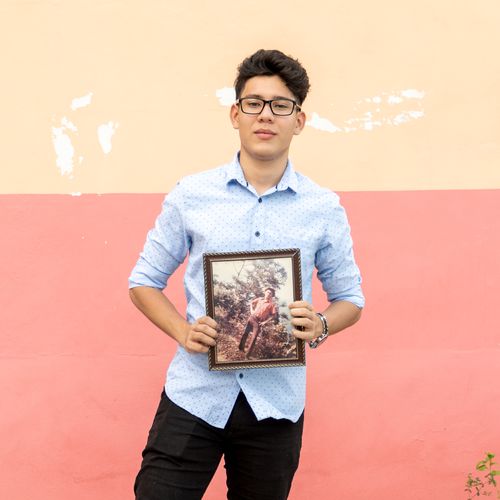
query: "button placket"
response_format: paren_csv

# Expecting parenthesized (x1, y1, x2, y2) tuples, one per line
(253, 194, 265, 244)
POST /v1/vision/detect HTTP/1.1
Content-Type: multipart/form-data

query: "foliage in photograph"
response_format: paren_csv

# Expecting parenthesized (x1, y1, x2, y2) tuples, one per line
(213, 258, 295, 361)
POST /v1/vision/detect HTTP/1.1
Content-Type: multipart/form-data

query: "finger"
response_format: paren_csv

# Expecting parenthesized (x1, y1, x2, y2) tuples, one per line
(289, 307, 314, 318)
(193, 323, 218, 339)
(291, 316, 310, 325)
(190, 330, 217, 346)
(185, 341, 210, 354)
(291, 328, 314, 340)
(291, 316, 314, 329)
(197, 316, 218, 329)
(288, 300, 312, 310)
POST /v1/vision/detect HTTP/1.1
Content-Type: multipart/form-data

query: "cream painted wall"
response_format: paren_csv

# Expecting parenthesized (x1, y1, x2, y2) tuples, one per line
(1, 0, 499, 193)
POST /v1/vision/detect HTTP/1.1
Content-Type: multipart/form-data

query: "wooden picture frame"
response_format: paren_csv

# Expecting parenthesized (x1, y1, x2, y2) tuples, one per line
(203, 248, 305, 370)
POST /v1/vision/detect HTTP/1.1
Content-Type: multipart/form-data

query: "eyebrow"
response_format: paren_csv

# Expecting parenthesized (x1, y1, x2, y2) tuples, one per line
(242, 94, 294, 100)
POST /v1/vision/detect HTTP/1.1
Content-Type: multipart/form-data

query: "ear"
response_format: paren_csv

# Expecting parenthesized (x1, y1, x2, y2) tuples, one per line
(230, 103, 239, 129)
(293, 110, 306, 136)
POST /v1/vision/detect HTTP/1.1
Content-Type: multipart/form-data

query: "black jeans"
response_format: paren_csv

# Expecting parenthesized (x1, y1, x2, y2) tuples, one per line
(134, 391, 304, 500)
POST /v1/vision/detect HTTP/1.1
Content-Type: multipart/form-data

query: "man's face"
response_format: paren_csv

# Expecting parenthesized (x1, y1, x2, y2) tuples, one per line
(264, 289, 273, 300)
(230, 75, 306, 164)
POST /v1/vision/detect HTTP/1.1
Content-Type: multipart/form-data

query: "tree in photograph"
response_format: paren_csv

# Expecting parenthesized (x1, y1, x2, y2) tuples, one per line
(213, 258, 290, 360)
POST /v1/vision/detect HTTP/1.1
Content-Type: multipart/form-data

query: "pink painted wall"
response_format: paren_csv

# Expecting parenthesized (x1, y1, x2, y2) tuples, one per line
(2, 191, 499, 499)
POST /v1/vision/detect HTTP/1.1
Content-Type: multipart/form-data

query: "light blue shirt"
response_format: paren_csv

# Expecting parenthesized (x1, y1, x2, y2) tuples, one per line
(129, 154, 364, 428)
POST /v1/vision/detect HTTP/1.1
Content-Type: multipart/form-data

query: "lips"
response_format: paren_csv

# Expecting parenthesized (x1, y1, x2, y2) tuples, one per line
(254, 129, 276, 139)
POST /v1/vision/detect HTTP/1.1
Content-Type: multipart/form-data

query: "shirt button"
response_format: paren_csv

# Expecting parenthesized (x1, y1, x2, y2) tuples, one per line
(255, 231, 260, 237)
(239, 373, 243, 379)
(258, 197, 262, 203)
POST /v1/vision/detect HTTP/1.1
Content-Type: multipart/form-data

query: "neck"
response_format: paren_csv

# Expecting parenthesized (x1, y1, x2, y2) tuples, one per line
(239, 149, 288, 195)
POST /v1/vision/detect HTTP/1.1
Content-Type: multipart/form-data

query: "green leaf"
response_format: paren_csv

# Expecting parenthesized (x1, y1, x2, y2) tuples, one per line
(491, 470, 500, 476)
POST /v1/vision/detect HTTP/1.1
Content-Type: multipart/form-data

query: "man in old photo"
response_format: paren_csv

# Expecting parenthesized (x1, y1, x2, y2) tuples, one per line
(129, 49, 364, 499)
(239, 287, 279, 354)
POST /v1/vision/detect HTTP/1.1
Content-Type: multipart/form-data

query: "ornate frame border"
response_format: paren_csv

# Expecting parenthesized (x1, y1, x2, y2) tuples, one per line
(203, 248, 305, 370)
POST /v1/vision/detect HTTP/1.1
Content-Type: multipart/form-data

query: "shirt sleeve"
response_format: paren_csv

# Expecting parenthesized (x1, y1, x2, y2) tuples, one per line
(315, 194, 365, 308)
(128, 184, 190, 290)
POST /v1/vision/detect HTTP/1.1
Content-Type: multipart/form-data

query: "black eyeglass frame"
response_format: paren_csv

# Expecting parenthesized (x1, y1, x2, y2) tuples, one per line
(237, 97, 302, 116)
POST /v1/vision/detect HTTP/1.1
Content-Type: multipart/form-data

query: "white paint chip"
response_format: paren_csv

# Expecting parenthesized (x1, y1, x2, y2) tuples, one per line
(71, 192, 82, 196)
(216, 87, 236, 106)
(305, 89, 426, 133)
(392, 113, 410, 125)
(306, 112, 342, 133)
(61, 116, 78, 131)
(52, 126, 75, 176)
(97, 121, 119, 154)
(387, 95, 404, 104)
(408, 110, 425, 119)
(401, 89, 425, 99)
(53, 91, 125, 183)
(71, 92, 93, 110)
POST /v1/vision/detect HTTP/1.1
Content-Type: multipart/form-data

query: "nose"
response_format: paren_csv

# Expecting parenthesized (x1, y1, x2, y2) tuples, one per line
(258, 102, 275, 121)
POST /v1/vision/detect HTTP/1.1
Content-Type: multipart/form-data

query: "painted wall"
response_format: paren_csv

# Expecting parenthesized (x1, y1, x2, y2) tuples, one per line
(1, 1, 499, 499)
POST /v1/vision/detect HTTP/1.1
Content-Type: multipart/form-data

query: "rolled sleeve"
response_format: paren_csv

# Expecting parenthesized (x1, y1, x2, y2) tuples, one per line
(315, 197, 365, 308)
(128, 185, 189, 290)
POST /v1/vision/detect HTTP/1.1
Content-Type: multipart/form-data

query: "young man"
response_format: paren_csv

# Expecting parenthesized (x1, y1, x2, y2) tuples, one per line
(239, 287, 279, 354)
(129, 49, 364, 500)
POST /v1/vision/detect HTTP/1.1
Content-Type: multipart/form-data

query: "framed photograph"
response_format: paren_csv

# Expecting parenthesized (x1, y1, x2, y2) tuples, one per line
(203, 248, 305, 370)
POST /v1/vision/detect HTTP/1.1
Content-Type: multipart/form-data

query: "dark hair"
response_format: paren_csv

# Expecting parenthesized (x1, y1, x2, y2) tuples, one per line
(264, 287, 276, 297)
(234, 49, 310, 105)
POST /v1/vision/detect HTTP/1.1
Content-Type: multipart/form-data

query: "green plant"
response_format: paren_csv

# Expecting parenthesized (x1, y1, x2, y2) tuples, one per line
(465, 452, 500, 499)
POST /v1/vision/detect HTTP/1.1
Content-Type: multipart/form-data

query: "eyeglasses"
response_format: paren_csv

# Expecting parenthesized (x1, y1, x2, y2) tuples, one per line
(237, 97, 301, 116)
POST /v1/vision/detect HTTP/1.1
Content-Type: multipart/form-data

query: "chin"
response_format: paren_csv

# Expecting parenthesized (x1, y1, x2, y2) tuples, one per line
(246, 145, 285, 162)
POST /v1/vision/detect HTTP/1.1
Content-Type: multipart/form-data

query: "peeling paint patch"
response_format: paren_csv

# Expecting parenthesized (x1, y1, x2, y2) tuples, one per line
(71, 92, 93, 110)
(70, 192, 82, 196)
(387, 95, 404, 104)
(216, 87, 236, 106)
(401, 89, 425, 99)
(61, 116, 78, 131)
(51, 116, 78, 176)
(306, 89, 426, 133)
(97, 121, 119, 154)
(306, 112, 342, 132)
(52, 91, 120, 179)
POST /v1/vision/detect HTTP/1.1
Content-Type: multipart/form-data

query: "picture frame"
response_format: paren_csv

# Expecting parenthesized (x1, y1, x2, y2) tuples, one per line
(203, 248, 305, 370)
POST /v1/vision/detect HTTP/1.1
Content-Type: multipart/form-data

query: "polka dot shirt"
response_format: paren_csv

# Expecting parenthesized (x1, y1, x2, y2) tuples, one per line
(129, 153, 364, 428)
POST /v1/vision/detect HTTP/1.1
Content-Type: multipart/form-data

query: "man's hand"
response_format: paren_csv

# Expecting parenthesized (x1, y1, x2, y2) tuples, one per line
(260, 316, 275, 327)
(289, 301, 323, 341)
(181, 316, 218, 354)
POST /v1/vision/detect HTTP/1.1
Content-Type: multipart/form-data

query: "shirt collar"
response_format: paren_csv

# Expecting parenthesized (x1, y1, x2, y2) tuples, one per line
(225, 152, 299, 193)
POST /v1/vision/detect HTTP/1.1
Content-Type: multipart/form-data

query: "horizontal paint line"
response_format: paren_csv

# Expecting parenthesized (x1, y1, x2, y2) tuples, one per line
(1, 187, 500, 196)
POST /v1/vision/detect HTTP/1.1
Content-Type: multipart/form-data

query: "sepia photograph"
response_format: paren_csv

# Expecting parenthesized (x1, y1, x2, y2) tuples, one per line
(203, 249, 305, 370)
